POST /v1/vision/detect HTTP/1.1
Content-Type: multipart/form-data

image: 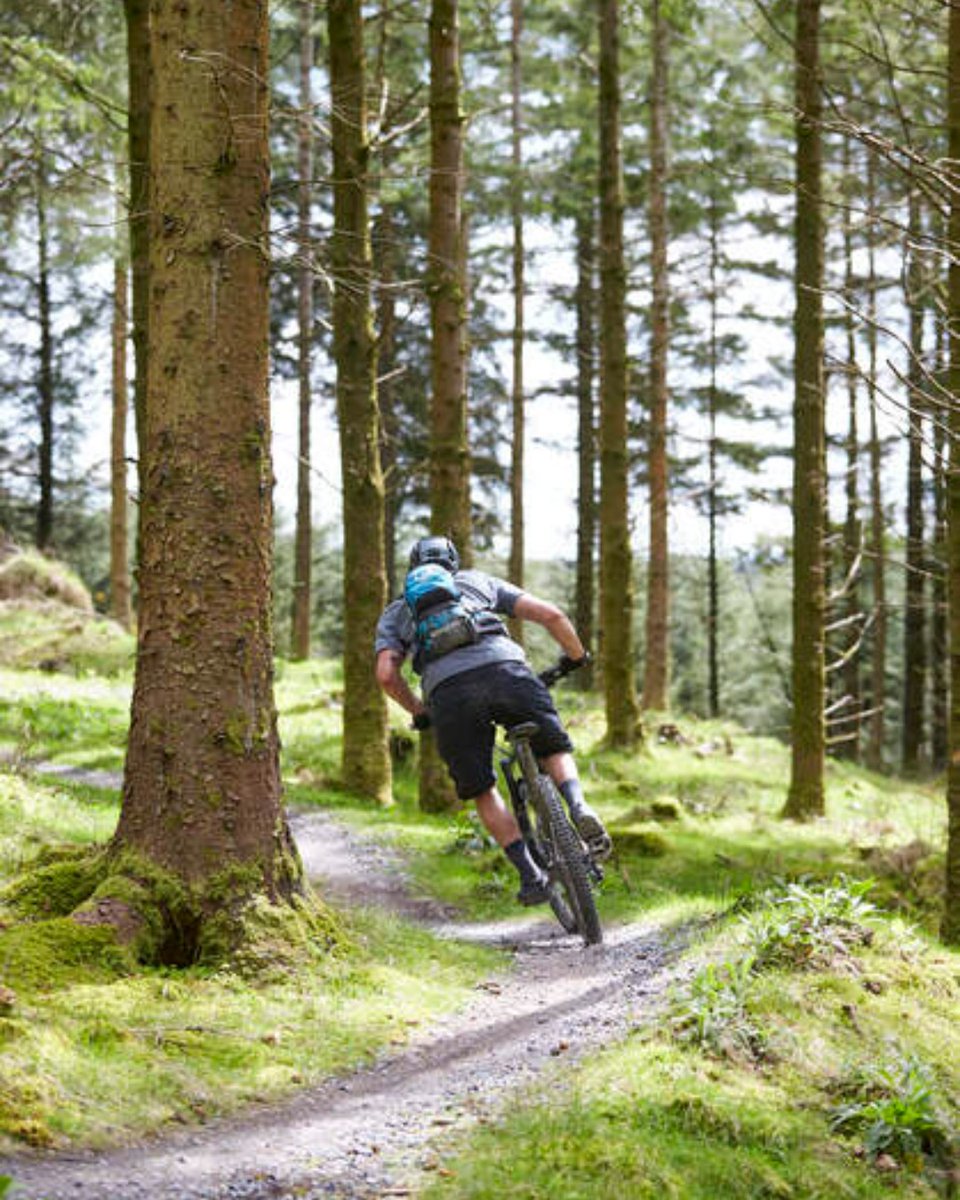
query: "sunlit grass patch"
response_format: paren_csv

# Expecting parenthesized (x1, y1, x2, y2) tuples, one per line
(0, 904, 502, 1152)
(0, 773, 117, 878)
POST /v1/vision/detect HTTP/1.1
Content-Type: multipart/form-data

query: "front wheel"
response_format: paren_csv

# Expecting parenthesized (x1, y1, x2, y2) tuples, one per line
(530, 776, 602, 946)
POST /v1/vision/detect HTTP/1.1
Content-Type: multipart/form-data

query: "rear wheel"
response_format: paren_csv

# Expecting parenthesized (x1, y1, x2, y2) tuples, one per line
(531, 776, 602, 945)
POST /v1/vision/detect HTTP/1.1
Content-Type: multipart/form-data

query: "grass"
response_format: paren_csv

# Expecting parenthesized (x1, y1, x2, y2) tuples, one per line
(0, 634, 957, 1200)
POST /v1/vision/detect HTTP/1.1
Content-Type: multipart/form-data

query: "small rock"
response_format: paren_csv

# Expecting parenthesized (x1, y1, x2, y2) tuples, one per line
(874, 1153, 900, 1173)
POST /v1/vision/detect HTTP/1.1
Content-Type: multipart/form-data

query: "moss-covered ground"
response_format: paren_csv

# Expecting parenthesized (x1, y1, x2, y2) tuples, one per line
(0, 647, 957, 1196)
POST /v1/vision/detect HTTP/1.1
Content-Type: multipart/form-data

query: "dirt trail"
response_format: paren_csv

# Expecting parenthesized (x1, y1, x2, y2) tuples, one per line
(2, 806, 692, 1200)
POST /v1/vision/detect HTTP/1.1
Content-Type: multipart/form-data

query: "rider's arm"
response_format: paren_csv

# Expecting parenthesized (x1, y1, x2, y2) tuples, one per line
(375, 648, 428, 719)
(512, 593, 586, 661)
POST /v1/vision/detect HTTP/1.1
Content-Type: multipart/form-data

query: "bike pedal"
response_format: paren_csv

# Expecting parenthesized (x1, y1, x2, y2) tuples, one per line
(588, 834, 613, 863)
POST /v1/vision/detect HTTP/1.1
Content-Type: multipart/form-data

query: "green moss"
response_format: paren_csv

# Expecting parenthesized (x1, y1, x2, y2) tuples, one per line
(611, 827, 671, 857)
(0, 918, 133, 992)
(0, 846, 107, 920)
(211, 890, 341, 976)
(0, 1069, 57, 1147)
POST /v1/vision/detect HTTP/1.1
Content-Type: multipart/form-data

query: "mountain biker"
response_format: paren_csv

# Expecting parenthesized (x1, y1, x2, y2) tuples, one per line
(374, 535, 610, 907)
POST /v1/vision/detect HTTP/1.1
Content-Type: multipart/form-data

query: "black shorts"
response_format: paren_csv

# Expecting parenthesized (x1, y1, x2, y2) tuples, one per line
(429, 660, 574, 801)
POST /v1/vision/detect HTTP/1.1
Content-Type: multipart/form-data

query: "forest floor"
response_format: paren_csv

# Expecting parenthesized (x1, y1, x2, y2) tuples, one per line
(2, 794, 694, 1200)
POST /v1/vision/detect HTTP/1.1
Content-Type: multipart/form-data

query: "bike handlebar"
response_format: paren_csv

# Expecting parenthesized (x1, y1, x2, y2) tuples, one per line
(539, 652, 591, 688)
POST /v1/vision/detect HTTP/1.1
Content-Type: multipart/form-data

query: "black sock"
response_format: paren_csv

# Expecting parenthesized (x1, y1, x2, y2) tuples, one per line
(559, 778, 586, 816)
(504, 838, 541, 885)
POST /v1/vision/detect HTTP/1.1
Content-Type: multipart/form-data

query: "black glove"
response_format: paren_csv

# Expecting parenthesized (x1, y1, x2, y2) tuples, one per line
(412, 711, 432, 731)
(540, 652, 590, 687)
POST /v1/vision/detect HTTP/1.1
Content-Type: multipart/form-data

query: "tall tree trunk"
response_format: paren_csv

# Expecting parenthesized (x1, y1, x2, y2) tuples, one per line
(942, 0, 960, 945)
(865, 150, 887, 772)
(838, 135, 861, 761)
(642, 0, 670, 712)
(420, 0, 471, 811)
(116, 0, 302, 938)
(597, 0, 640, 746)
(328, 0, 392, 804)
(123, 0, 150, 477)
(427, 0, 471, 551)
(574, 200, 597, 689)
(35, 157, 54, 553)
(291, 0, 315, 662)
(373, 9, 400, 598)
(932, 319, 949, 771)
(784, 0, 826, 819)
(902, 193, 927, 773)
(707, 163, 721, 719)
(375, 196, 400, 596)
(110, 195, 132, 630)
(508, 0, 525, 646)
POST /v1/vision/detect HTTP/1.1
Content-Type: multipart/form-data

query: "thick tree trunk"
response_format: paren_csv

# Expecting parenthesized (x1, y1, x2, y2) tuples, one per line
(291, 0, 315, 662)
(642, 0, 670, 713)
(116, 0, 301, 919)
(36, 160, 54, 553)
(123, 0, 150, 476)
(902, 193, 927, 774)
(574, 201, 597, 689)
(508, 0, 525, 646)
(420, 0, 471, 812)
(597, 0, 640, 747)
(942, 0, 960, 946)
(328, 0, 392, 804)
(784, 0, 826, 819)
(110, 221, 132, 630)
(865, 151, 887, 772)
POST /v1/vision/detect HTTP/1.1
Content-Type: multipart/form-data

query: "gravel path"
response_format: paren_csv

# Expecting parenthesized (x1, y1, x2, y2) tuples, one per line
(2, 804, 692, 1200)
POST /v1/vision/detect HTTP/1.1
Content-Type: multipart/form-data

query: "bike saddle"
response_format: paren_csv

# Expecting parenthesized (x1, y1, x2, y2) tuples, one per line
(506, 721, 540, 743)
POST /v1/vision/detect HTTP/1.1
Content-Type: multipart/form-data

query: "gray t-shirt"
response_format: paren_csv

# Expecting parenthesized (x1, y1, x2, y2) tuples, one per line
(375, 568, 527, 698)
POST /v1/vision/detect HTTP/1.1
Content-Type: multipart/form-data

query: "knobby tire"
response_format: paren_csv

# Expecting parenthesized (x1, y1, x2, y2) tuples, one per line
(534, 776, 603, 946)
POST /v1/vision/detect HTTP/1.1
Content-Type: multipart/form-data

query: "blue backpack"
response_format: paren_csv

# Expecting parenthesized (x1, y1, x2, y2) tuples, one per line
(404, 563, 479, 667)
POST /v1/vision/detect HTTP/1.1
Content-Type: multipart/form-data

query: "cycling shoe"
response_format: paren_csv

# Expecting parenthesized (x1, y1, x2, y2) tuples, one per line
(572, 809, 613, 861)
(516, 873, 551, 906)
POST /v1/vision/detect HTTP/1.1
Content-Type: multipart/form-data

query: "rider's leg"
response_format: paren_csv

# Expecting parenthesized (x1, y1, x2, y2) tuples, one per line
(541, 753, 611, 854)
(473, 787, 549, 905)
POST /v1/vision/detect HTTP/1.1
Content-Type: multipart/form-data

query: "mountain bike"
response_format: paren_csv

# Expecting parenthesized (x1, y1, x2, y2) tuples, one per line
(498, 657, 604, 946)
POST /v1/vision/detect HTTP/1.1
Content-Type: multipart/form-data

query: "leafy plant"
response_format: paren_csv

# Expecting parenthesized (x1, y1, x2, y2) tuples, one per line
(0, 1176, 12, 1198)
(830, 1056, 956, 1174)
(739, 877, 877, 971)
(671, 955, 767, 1061)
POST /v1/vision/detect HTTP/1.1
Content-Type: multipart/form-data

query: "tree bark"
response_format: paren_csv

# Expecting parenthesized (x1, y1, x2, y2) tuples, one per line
(902, 193, 927, 774)
(116, 0, 301, 917)
(642, 0, 670, 713)
(123, 0, 150, 478)
(707, 163, 721, 719)
(865, 149, 887, 772)
(328, 0, 392, 804)
(837, 135, 861, 761)
(291, 0, 315, 662)
(574, 200, 597, 689)
(110, 201, 132, 630)
(508, 0, 525, 646)
(420, 0, 472, 812)
(597, 0, 640, 747)
(427, 0, 471, 553)
(942, 0, 960, 945)
(35, 157, 54, 553)
(783, 0, 826, 819)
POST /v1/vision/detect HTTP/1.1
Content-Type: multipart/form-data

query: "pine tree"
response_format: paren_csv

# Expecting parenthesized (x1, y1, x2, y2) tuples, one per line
(783, 0, 826, 820)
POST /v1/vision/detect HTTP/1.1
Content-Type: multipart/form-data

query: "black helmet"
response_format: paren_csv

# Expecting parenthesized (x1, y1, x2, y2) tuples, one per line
(409, 535, 460, 573)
